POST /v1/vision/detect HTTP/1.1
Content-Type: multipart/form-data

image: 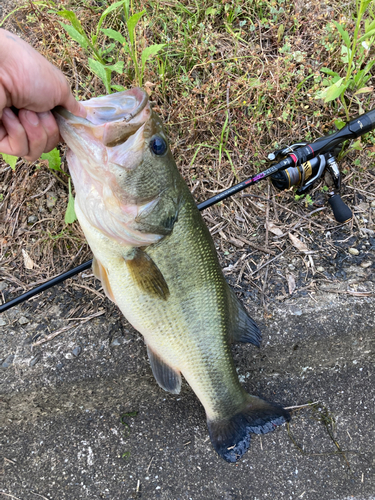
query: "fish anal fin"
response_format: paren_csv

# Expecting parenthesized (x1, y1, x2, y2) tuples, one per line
(207, 396, 290, 463)
(228, 288, 261, 347)
(125, 248, 169, 300)
(92, 257, 116, 303)
(147, 346, 181, 394)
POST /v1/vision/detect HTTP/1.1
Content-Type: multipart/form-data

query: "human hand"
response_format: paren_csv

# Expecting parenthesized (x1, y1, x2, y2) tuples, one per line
(0, 29, 86, 162)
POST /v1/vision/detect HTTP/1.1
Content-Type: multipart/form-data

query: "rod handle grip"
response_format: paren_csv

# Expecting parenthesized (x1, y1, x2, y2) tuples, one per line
(328, 194, 352, 223)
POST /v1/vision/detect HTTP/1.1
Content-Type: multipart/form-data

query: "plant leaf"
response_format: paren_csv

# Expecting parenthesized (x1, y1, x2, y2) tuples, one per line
(350, 139, 362, 151)
(88, 58, 110, 91)
(59, 22, 88, 49)
(315, 78, 348, 102)
(333, 21, 351, 48)
(320, 67, 340, 77)
(97, 0, 128, 34)
(111, 84, 126, 92)
(101, 28, 126, 45)
(41, 148, 63, 172)
(265, 222, 283, 236)
(358, 29, 375, 43)
(1, 153, 17, 170)
(365, 18, 375, 33)
(65, 178, 77, 224)
(289, 233, 309, 254)
(141, 44, 165, 68)
(58, 9, 85, 34)
(22, 248, 35, 270)
(107, 60, 125, 74)
(100, 0, 127, 18)
(334, 119, 346, 130)
(206, 7, 217, 16)
(354, 86, 374, 95)
(340, 45, 352, 64)
(127, 10, 145, 46)
(361, 59, 375, 78)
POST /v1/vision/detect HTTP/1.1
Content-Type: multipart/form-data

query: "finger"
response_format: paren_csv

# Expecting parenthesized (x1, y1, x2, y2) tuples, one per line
(0, 107, 28, 157)
(64, 96, 87, 118)
(18, 109, 48, 161)
(0, 84, 9, 120)
(0, 122, 6, 142)
(38, 111, 60, 153)
(59, 81, 87, 118)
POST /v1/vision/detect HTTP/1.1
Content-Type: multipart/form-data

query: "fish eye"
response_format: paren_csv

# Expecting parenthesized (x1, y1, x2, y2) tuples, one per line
(150, 136, 167, 156)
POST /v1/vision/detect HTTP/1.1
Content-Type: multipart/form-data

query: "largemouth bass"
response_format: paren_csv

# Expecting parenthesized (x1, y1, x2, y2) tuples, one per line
(55, 88, 290, 463)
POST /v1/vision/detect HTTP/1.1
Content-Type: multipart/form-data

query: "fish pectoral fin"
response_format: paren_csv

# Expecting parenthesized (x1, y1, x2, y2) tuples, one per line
(147, 346, 181, 394)
(125, 248, 169, 300)
(207, 396, 291, 463)
(92, 256, 116, 303)
(227, 288, 261, 347)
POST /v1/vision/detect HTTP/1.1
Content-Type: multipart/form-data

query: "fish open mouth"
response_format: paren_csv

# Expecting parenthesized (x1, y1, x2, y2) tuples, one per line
(54, 88, 152, 148)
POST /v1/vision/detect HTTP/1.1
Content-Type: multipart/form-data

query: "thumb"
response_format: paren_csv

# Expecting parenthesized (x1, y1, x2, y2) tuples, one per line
(62, 93, 87, 118)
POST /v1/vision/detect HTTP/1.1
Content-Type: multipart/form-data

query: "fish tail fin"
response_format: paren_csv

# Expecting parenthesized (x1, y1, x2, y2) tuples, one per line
(207, 396, 290, 463)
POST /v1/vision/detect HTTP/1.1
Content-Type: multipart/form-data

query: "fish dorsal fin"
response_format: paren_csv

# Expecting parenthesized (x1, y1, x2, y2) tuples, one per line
(125, 248, 169, 300)
(147, 346, 181, 394)
(227, 288, 261, 347)
(92, 256, 116, 303)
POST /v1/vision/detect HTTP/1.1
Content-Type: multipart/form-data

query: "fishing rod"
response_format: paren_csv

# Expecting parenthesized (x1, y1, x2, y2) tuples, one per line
(1, 107, 375, 313)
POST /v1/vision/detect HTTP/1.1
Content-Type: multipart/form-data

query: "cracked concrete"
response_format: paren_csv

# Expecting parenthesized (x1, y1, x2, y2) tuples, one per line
(1, 277, 374, 500)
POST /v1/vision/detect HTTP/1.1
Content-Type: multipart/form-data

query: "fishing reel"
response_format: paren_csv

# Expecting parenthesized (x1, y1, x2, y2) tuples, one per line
(267, 143, 353, 223)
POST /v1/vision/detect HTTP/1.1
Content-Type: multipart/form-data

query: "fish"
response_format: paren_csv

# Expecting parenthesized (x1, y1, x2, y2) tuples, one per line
(54, 88, 290, 463)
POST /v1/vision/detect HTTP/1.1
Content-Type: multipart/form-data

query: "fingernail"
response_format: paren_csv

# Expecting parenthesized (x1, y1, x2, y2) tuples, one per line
(38, 111, 52, 120)
(3, 108, 15, 119)
(77, 103, 87, 118)
(25, 110, 40, 126)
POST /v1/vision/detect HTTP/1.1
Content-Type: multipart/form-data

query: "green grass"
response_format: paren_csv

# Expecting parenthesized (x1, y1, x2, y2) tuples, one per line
(1, 0, 375, 276)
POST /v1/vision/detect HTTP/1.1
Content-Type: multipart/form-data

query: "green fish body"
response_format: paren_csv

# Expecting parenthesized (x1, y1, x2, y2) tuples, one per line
(55, 88, 290, 462)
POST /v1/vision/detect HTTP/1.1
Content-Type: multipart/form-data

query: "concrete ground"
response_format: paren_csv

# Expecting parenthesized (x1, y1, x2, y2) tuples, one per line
(1, 264, 374, 500)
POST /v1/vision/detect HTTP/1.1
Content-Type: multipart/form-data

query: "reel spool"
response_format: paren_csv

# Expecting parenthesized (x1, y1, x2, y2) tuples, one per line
(268, 144, 352, 223)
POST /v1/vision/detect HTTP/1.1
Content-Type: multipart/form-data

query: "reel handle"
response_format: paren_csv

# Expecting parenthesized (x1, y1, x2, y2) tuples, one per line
(328, 194, 353, 223)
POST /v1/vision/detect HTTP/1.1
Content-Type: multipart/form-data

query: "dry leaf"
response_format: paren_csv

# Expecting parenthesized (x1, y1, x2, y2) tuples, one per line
(144, 81, 156, 95)
(286, 274, 296, 295)
(266, 222, 283, 236)
(289, 233, 309, 253)
(22, 248, 35, 269)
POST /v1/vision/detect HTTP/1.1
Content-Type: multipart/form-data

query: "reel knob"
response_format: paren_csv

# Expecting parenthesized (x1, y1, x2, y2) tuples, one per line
(328, 194, 353, 223)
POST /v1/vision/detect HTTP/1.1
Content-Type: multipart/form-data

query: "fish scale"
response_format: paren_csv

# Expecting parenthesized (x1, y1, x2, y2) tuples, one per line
(55, 88, 290, 462)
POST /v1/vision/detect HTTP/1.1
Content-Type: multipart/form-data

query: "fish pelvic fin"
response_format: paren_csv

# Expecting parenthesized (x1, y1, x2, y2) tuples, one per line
(125, 248, 169, 300)
(227, 288, 261, 347)
(92, 256, 116, 303)
(207, 396, 290, 463)
(147, 346, 181, 394)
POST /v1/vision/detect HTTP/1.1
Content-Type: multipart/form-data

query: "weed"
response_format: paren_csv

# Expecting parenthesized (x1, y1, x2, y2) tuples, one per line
(0, 153, 17, 170)
(1, 0, 375, 290)
(65, 178, 77, 224)
(40, 148, 77, 224)
(57, 0, 165, 91)
(315, 0, 375, 119)
(294, 193, 313, 207)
